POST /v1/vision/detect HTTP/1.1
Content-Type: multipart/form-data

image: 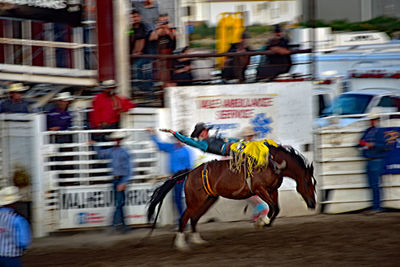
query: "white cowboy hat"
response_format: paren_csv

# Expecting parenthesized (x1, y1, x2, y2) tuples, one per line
(367, 113, 379, 120)
(108, 131, 126, 140)
(53, 92, 74, 101)
(8, 83, 29, 92)
(0, 186, 21, 206)
(99, 80, 118, 89)
(241, 126, 257, 137)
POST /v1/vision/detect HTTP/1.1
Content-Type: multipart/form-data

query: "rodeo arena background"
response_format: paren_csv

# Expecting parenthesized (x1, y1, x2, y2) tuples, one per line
(0, 0, 400, 266)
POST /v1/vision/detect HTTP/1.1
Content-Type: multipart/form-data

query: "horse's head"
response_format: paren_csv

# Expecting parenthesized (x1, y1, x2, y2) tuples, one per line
(296, 162, 316, 209)
(270, 145, 316, 209)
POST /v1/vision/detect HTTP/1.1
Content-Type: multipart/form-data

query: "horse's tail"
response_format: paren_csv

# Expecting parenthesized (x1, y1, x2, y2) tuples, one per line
(147, 169, 190, 223)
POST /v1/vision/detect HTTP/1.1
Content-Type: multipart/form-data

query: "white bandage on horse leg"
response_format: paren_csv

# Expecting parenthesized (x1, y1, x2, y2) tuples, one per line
(189, 232, 208, 245)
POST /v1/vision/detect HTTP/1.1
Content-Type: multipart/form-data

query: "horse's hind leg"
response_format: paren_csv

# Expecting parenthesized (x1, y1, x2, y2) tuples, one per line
(189, 196, 218, 245)
(175, 193, 211, 250)
(174, 208, 193, 251)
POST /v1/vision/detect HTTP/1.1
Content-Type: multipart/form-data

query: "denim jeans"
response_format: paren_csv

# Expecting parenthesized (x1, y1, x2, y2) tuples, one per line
(173, 180, 186, 218)
(0, 257, 22, 267)
(132, 58, 154, 98)
(366, 158, 385, 210)
(112, 178, 127, 227)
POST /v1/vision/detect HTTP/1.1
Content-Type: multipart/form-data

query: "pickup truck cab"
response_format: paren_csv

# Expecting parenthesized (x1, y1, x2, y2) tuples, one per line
(315, 88, 400, 127)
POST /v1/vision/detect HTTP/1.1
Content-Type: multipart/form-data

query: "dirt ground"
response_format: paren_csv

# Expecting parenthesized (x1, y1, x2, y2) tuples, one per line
(24, 212, 400, 267)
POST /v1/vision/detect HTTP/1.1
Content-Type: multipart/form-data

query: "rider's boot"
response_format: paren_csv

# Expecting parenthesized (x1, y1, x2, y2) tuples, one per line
(270, 159, 286, 175)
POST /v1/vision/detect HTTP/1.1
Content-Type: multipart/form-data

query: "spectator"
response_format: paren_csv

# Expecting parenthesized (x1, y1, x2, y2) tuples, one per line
(46, 92, 74, 143)
(0, 186, 31, 267)
(146, 127, 193, 220)
(46, 92, 75, 181)
(90, 132, 133, 233)
(241, 126, 270, 226)
(256, 24, 292, 81)
(149, 14, 176, 85)
(222, 32, 251, 83)
(358, 113, 388, 214)
(90, 80, 136, 141)
(0, 83, 31, 113)
(129, 10, 154, 100)
(173, 46, 193, 86)
(131, 0, 159, 32)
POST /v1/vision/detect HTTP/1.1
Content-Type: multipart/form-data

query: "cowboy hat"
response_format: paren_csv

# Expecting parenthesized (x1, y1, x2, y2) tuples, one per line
(53, 92, 74, 101)
(241, 126, 257, 137)
(108, 131, 126, 140)
(367, 113, 379, 120)
(99, 80, 117, 89)
(8, 83, 29, 93)
(0, 186, 21, 206)
(190, 123, 212, 138)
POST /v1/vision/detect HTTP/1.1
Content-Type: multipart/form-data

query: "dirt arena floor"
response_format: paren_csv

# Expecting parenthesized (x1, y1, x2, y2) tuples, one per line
(24, 212, 400, 267)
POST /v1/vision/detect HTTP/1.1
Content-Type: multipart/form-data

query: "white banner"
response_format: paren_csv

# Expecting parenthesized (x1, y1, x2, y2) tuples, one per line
(58, 184, 154, 229)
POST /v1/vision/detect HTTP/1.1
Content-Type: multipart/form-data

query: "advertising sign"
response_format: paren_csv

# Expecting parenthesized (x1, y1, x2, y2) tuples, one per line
(383, 127, 400, 174)
(0, 0, 82, 26)
(59, 184, 154, 229)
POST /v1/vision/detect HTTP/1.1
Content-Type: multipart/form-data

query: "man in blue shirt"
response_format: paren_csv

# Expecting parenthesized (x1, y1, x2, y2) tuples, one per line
(0, 186, 31, 267)
(358, 114, 388, 213)
(146, 128, 193, 218)
(0, 83, 31, 113)
(90, 132, 132, 233)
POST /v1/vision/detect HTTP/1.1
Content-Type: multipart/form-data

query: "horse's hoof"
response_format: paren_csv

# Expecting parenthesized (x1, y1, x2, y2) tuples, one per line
(174, 232, 190, 251)
(189, 232, 208, 245)
(254, 215, 271, 228)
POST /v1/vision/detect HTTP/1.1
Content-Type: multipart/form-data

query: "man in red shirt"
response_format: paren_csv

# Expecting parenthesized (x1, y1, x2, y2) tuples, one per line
(90, 80, 136, 141)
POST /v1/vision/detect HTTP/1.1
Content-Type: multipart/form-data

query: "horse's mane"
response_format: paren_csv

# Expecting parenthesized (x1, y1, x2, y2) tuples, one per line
(274, 145, 312, 171)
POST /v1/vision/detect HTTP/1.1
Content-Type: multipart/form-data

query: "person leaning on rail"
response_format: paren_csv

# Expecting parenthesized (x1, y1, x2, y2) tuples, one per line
(0, 83, 32, 113)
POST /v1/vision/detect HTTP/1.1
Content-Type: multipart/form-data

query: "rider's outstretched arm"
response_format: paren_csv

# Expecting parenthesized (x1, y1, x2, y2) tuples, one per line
(159, 129, 208, 152)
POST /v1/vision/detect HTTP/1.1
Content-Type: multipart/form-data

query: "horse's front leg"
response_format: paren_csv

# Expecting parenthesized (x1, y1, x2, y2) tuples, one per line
(254, 189, 275, 227)
(268, 190, 280, 226)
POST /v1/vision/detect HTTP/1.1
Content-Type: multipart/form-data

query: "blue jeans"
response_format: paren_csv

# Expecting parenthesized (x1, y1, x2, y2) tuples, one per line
(366, 159, 385, 210)
(132, 58, 154, 97)
(0, 256, 22, 267)
(174, 181, 186, 218)
(112, 178, 127, 227)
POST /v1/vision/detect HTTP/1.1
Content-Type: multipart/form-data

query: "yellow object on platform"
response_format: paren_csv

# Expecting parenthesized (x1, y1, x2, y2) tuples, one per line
(230, 139, 278, 176)
(215, 12, 244, 68)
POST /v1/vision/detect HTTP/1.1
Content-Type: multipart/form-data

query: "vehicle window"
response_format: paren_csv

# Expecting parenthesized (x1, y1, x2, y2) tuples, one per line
(322, 94, 373, 116)
(377, 96, 396, 108)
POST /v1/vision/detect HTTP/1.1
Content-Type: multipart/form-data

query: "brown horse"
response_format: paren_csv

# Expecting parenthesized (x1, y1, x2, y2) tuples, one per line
(147, 144, 316, 250)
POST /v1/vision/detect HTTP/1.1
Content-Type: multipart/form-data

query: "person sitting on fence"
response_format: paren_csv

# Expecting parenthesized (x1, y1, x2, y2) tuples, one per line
(89, 132, 133, 233)
(0, 83, 31, 113)
(256, 24, 292, 82)
(222, 32, 251, 83)
(172, 46, 193, 86)
(0, 186, 31, 267)
(160, 122, 286, 174)
(90, 80, 136, 142)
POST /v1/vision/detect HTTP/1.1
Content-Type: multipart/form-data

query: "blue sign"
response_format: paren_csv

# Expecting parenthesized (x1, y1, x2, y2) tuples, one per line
(383, 127, 400, 174)
(185, 24, 194, 34)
